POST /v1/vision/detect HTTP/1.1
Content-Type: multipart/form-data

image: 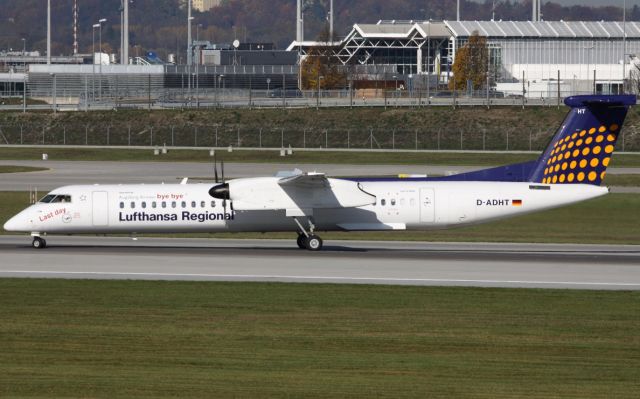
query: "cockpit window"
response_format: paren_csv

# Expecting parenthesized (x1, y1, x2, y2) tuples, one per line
(39, 194, 57, 203)
(39, 194, 71, 203)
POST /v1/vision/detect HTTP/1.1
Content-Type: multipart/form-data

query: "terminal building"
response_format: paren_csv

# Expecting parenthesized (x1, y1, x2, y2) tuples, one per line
(289, 20, 640, 96)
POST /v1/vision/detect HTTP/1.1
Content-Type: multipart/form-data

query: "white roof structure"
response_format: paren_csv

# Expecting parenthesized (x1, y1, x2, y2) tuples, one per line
(445, 20, 640, 39)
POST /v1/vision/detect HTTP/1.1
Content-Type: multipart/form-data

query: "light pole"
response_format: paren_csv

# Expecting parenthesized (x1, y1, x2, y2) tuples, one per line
(47, 0, 51, 65)
(187, 0, 193, 66)
(97, 18, 107, 101)
(623, 0, 627, 93)
(50, 73, 56, 114)
(92, 23, 99, 104)
(188, 16, 195, 105)
(317, 76, 324, 110)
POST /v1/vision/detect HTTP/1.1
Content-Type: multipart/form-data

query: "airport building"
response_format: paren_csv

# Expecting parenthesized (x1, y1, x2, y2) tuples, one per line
(289, 20, 640, 96)
(192, 0, 221, 12)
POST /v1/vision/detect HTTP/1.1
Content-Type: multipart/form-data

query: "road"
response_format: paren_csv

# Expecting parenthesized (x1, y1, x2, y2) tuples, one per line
(1, 236, 639, 290)
(1, 160, 639, 192)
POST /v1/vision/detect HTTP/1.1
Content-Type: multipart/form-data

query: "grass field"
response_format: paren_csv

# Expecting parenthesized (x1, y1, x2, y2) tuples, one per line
(2, 147, 640, 168)
(0, 279, 638, 398)
(0, 165, 48, 174)
(2, 192, 639, 244)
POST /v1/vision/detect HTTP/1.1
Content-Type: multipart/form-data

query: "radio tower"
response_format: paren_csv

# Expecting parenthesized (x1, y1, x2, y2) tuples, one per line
(73, 0, 79, 54)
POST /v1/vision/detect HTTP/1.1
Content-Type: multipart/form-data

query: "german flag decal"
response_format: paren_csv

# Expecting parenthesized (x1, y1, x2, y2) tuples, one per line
(512, 199, 523, 206)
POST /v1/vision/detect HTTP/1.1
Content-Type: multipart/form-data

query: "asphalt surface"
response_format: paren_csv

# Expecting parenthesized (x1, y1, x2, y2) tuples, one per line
(1, 160, 639, 192)
(1, 236, 639, 290)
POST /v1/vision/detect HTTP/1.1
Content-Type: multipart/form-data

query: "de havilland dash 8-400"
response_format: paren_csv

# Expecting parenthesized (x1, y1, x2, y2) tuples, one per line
(4, 95, 634, 250)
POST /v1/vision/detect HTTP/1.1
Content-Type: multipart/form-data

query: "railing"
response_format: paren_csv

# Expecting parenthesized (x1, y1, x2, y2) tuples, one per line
(1, 123, 639, 152)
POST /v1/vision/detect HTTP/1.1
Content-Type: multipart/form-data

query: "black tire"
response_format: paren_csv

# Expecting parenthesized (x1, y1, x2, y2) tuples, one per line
(32, 238, 45, 249)
(305, 235, 323, 251)
(296, 234, 307, 249)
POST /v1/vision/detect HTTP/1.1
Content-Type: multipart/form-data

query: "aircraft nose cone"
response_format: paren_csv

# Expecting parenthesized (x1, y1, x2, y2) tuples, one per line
(3, 214, 27, 232)
(3, 216, 19, 232)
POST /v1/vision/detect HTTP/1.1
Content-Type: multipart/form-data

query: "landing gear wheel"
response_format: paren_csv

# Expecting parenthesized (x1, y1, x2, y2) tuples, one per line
(32, 237, 46, 249)
(296, 234, 307, 249)
(305, 235, 323, 251)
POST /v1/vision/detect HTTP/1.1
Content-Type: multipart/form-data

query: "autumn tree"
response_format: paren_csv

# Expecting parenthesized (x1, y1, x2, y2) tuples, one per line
(300, 25, 345, 90)
(449, 31, 489, 91)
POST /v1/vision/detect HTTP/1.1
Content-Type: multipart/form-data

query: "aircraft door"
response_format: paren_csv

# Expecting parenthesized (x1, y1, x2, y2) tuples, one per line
(92, 191, 109, 226)
(419, 188, 435, 223)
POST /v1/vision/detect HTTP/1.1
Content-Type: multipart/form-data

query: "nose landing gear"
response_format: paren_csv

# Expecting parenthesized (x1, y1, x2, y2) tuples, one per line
(32, 237, 47, 249)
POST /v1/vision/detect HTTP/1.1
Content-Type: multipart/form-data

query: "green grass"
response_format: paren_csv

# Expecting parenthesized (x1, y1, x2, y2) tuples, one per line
(0, 279, 638, 398)
(0, 165, 48, 173)
(603, 174, 640, 187)
(3, 192, 640, 244)
(2, 147, 640, 167)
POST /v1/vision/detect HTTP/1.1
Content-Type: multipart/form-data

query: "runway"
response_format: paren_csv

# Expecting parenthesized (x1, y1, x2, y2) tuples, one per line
(1, 160, 638, 191)
(1, 236, 639, 290)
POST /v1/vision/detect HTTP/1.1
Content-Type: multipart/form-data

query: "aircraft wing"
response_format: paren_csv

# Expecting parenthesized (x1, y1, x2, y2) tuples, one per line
(277, 171, 329, 188)
(229, 173, 376, 215)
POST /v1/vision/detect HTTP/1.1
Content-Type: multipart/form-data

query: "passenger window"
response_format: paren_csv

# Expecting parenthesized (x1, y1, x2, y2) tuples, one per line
(152, 202, 157, 208)
(191, 201, 196, 208)
(381, 199, 386, 206)
(171, 201, 176, 208)
(391, 199, 396, 206)
(142, 201, 147, 209)
(130, 202, 135, 209)
(201, 201, 205, 208)
(162, 201, 167, 208)
(119, 202, 124, 209)
(181, 201, 186, 208)
(211, 201, 216, 208)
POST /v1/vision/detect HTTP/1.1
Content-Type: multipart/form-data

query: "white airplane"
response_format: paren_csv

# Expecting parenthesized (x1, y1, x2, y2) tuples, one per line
(4, 95, 635, 250)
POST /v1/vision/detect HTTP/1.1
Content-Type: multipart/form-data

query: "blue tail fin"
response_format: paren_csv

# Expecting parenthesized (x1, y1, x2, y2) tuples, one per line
(529, 95, 636, 185)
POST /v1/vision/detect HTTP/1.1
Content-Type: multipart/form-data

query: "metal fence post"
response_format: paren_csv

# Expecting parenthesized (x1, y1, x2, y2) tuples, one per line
(370, 128, 373, 149)
(282, 128, 285, 148)
(506, 131, 509, 151)
(171, 126, 174, 146)
(347, 130, 350, 149)
(85, 125, 88, 145)
(483, 131, 486, 151)
(195, 126, 198, 147)
(460, 130, 463, 150)
(437, 129, 440, 150)
(303, 128, 306, 148)
(215, 126, 218, 147)
(20, 124, 23, 145)
(107, 125, 110, 146)
(150, 126, 154, 146)
(415, 129, 418, 150)
(63, 125, 66, 145)
(128, 125, 131, 146)
(392, 129, 395, 150)
(237, 127, 240, 147)
(42, 126, 45, 145)
(529, 131, 532, 151)
(259, 128, 262, 148)
(325, 129, 328, 148)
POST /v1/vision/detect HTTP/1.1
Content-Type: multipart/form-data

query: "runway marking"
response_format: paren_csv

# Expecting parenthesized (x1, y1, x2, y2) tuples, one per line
(1, 270, 640, 287)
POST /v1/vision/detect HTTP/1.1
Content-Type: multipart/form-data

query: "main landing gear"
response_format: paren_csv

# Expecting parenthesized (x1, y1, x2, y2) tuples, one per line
(293, 217, 323, 251)
(32, 236, 47, 249)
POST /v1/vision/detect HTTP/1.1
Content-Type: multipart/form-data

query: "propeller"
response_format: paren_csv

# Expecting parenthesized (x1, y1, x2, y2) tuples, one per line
(214, 153, 219, 184)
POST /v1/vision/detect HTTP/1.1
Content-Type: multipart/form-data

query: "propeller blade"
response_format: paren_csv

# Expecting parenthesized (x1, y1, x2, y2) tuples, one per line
(214, 153, 219, 183)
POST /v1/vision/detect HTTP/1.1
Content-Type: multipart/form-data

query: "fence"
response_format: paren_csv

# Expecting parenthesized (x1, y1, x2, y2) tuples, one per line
(1, 123, 639, 152)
